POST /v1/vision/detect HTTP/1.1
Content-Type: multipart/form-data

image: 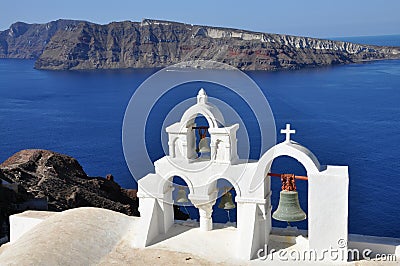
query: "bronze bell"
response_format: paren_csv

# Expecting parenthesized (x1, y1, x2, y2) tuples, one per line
(272, 190, 306, 222)
(194, 126, 210, 154)
(272, 173, 306, 222)
(176, 187, 189, 203)
(198, 137, 211, 153)
(218, 191, 236, 210)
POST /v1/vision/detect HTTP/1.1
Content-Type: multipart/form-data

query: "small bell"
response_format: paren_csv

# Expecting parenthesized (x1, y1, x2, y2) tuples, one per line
(176, 187, 189, 203)
(218, 191, 236, 210)
(198, 137, 211, 153)
(272, 190, 306, 222)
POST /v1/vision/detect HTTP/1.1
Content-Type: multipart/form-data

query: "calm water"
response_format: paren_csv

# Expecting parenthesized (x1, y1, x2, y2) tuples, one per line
(331, 34, 400, 46)
(0, 53, 399, 237)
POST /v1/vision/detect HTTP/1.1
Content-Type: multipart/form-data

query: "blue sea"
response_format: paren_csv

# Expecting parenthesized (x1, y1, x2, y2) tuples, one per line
(0, 36, 399, 238)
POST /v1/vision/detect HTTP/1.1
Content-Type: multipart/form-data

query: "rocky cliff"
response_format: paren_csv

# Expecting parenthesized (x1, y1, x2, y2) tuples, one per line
(0, 20, 83, 59)
(0, 149, 189, 240)
(0, 19, 399, 70)
(0, 149, 139, 215)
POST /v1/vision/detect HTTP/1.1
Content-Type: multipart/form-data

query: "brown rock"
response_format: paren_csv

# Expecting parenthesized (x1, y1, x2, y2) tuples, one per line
(0, 149, 139, 216)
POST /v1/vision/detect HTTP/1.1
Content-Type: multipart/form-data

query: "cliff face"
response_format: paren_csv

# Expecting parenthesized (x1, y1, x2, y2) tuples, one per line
(1, 19, 399, 70)
(0, 149, 139, 216)
(0, 20, 83, 59)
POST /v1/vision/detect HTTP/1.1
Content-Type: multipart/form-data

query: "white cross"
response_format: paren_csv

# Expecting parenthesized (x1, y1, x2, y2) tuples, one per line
(281, 123, 295, 143)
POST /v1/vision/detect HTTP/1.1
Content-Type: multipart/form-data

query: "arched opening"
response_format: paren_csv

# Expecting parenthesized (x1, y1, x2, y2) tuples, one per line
(211, 178, 238, 227)
(192, 115, 211, 160)
(169, 176, 193, 221)
(269, 155, 308, 232)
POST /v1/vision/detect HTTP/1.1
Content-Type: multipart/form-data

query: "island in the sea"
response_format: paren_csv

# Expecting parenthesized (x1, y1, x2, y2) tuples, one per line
(0, 18, 399, 71)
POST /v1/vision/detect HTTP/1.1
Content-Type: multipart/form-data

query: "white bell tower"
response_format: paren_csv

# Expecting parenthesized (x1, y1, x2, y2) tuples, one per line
(166, 89, 239, 163)
(136, 89, 349, 262)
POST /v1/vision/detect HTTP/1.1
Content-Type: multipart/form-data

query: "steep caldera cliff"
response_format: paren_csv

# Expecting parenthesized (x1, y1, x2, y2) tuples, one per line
(1, 19, 399, 70)
(0, 20, 83, 59)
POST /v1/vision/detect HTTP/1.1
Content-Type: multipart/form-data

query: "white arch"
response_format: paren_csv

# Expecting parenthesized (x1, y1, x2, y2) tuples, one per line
(180, 102, 225, 128)
(170, 137, 185, 158)
(207, 175, 242, 198)
(159, 172, 195, 195)
(249, 141, 323, 192)
(263, 141, 321, 172)
(180, 89, 225, 128)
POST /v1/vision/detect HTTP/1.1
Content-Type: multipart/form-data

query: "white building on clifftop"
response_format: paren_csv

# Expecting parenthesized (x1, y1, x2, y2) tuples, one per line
(136, 89, 350, 261)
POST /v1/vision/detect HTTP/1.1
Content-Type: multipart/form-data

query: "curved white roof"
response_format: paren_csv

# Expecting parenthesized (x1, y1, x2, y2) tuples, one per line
(180, 89, 225, 128)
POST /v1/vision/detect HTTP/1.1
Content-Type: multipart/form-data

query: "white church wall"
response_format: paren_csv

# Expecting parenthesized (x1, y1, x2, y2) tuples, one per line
(235, 201, 271, 260)
(10, 211, 55, 243)
(308, 166, 349, 262)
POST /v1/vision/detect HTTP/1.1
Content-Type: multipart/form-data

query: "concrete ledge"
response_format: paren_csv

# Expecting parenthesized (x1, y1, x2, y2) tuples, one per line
(349, 234, 400, 258)
(6, 210, 400, 264)
(269, 228, 399, 260)
(10, 211, 56, 242)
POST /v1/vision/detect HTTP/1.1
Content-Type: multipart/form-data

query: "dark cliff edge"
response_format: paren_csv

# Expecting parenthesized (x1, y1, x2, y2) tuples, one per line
(0, 149, 189, 242)
(0, 149, 140, 215)
(0, 19, 399, 71)
(0, 149, 189, 240)
(0, 20, 83, 59)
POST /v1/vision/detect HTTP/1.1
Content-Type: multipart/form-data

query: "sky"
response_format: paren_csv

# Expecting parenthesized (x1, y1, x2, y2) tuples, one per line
(1, 0, 399, 38)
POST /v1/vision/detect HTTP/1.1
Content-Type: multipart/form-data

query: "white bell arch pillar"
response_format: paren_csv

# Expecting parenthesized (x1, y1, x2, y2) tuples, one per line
(253, 124, 349, 262)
